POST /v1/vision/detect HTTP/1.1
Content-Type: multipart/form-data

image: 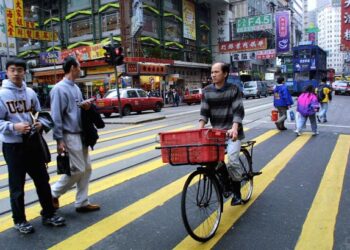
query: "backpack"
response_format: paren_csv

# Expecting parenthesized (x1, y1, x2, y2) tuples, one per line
(317, 86, 325, 102)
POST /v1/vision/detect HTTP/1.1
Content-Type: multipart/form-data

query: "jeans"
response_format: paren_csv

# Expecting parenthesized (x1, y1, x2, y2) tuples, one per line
(3, 143, 55, 224)
(226, 139, 243, 181)
(296, 114, 317, 133)
(318, 102, 328, 121)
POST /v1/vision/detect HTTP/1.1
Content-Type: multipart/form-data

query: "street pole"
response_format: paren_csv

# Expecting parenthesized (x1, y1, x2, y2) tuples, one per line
(49, 9, 57, 83)
(3, 0, 10, 59)
(110, 33, 123, 118)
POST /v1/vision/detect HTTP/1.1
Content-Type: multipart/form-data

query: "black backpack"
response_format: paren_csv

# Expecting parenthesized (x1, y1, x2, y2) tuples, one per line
(317, 86, 325, 102)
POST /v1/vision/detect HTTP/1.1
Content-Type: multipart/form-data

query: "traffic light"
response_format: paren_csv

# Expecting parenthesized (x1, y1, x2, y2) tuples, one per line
(114, 47, 124, 66)
(103, 44, 115, 65)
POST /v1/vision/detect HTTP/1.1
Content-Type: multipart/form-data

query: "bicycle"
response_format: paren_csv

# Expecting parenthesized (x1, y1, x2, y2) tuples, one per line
(156, 129, 261, 242)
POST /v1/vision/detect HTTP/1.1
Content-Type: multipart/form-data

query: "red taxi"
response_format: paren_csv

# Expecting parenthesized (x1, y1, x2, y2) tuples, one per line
(95, 88, 164, 117)
(183, 89, 202, 105)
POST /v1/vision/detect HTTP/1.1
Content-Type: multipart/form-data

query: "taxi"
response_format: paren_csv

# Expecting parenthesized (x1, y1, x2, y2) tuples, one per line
(183, 89, 202, 105)
(95, 88, 164, 117)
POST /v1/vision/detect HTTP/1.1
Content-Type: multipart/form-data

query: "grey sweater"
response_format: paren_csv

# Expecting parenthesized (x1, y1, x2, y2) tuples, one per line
(50, 78, 83, 140)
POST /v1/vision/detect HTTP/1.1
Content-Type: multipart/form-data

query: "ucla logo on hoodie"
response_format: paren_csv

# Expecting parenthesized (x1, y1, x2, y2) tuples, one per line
(6, 100, 32, 114)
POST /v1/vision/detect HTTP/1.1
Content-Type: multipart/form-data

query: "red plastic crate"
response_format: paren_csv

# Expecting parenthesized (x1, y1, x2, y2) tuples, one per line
(159, 128, 226, 165)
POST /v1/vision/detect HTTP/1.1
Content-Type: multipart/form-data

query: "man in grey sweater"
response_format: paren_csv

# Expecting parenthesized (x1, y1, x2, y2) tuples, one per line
(199, 62, 245, 206)
(50, 56, 100, 213)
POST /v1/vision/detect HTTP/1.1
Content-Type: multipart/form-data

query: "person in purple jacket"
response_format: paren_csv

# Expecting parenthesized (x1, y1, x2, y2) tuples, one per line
(295, 85, 320, 136)
(273, 76, 294, 130)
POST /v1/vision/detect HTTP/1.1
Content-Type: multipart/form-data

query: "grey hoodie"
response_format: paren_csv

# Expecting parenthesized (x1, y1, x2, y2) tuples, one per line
(0, 80, 41, 143)
(50, 78, 83, 141)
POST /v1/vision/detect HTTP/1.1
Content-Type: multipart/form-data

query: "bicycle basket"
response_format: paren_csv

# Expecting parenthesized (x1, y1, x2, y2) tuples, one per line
(158, 128, 226, 165)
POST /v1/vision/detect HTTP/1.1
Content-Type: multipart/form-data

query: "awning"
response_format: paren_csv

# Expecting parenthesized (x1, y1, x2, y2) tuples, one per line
(33, 69, 64, 77)
(75, 74, 109, 83)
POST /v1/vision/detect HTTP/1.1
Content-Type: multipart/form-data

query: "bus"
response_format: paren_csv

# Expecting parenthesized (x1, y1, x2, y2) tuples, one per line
(292, 44, 327, 95)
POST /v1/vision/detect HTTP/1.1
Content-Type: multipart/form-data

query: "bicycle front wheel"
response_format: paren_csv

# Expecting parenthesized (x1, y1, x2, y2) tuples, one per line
(181, 169, 223, 242)
(240, 149, 253, 203)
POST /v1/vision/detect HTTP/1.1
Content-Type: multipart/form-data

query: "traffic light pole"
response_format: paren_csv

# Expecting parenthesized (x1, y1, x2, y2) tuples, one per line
(110, 33, 123, 118)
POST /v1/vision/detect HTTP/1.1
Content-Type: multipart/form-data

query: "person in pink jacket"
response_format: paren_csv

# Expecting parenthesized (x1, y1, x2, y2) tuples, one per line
(295, 85, 320, 136)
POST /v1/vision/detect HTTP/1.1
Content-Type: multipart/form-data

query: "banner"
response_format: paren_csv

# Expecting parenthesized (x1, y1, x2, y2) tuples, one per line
(6, 8, 15, 37)
(219, 38, 267, 53)
(341, 0, 350, 50)
(231, 52, 256, 61)
(236, 14, 272, 33)
(39, 51, 62, 66)
(256, 49, 276, 60)
(182, 0, 196, 40)
(14, 0, 24, 27)
(275, 11, 291, 54)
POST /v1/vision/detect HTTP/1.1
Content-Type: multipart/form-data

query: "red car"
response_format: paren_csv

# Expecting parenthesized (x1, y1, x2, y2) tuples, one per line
(95, 88, 164, 117)
(183, 89, 202, 105)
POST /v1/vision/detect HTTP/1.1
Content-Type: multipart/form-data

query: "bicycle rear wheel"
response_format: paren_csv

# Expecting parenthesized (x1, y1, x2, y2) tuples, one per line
(181, 169, 223, 242)
(240, 149, 253, 203)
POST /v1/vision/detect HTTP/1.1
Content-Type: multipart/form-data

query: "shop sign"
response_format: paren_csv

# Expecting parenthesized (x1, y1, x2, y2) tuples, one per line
(127, 63, 138, 74)
(89, 44, 105, 60)
(39, 51, 62, 66)
(275, 11, 291, 54)
(182, 0, 196, 40)
(341, 0, 350, 50)
(236, 14, 272, 33)
(86, 65, 114, 75)
(139, 64, 167, 75)
(256, 49, 276, 60)
(219, 38, 267, 53)
(231, 52, 255, 61)
(61, 46, 91, 61)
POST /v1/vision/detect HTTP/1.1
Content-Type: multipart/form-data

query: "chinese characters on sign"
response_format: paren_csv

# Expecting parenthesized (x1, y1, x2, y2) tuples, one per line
(219, 38, 267, 53)
(255, 49, 276, 60)
(275, 11, 291, 54)
(341, 0, 350, 50)
(236, 14, 272, 33)
(182, 0, 196, 40)
(231, 52, 256, 61)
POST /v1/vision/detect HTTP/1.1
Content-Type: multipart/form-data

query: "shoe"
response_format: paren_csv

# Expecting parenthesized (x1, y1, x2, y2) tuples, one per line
(323, 119, 327, 123)
(294, 130, 301, 136)
(14, 221, 35, 234)
(316, 115, 321, 123)
(312, 131, 319, 136)
(76, 204, 100, 213)
(231, 195, 244, 206)
(52, 197, 59, 210)
(280, 126, 287, 131)
(42, 214, 65, 227)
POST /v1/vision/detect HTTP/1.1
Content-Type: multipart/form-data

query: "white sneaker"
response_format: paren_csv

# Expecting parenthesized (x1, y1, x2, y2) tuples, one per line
(294, 130, 301, 136)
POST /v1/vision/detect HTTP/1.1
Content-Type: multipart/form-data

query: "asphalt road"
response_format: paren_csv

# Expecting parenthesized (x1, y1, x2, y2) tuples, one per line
(0, 95, 349, 249)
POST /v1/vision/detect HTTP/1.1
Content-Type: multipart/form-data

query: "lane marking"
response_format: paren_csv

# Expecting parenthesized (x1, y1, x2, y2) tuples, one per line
(295, 134, 350, 250)
(0, 125, 195, 200)
(174, 134, 312, 249)
(47, 130, 278, 249)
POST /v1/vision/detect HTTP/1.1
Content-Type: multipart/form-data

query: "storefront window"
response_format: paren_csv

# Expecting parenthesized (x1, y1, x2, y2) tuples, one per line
(143, 13, 159, 35)
(68, 18, 92, 38)
(101, 11, 120, 32)
(164, 20, 181, 42)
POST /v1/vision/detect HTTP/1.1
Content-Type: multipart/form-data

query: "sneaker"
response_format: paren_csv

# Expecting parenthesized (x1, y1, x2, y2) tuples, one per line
(76, 204, 100, 213)
(294, 130, 301, 136)
(231, 195, 244, 206)
(14, 221, 34, 234)
(52, 197, 59, 210)
(312, 131, 319, 136)
(316, 115, 321, 123)
(42, 214, 65, 227)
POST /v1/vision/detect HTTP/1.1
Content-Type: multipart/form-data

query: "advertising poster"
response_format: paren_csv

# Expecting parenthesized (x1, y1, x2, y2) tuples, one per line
(341, 0, 350, 50)
(183, 0, 196, 40)
(236, 14, 272, 33)
(275, 11, 290, 54)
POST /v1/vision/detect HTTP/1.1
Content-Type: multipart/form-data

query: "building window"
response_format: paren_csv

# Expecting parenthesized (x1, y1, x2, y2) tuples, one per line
(101, 11, 120, 32)
(143, 13, 158, 35)
(69, 18, 92, 38)
(67, 0, 91, 11)
(164, 19, 181, 42)
(199, 31, 209, 46)
(164, 0, 180, 12)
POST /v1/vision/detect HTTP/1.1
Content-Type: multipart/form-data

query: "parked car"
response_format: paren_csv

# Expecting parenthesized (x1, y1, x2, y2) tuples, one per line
(333, 81, 350, 95)
(95, 88, 164, 117)
(183, 88, 202, 105)
(243, 81, 268, 99)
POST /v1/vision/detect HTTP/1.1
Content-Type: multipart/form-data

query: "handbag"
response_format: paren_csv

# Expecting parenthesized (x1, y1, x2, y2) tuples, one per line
(22, 127, 51, 165)
(57, 152, 71, 176)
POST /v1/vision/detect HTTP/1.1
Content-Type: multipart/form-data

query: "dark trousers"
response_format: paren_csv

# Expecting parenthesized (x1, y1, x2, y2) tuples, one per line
(3, 142, 55, 224)
(276, 106, 288, 128)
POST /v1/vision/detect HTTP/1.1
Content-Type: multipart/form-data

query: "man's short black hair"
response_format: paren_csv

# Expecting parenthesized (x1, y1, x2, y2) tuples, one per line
(321, 77, 327, 83)
(213, 62, 230, 81)
(62, 56, 79, 74)
(6, 58, 26, 71)
(277, 76, 284, 84)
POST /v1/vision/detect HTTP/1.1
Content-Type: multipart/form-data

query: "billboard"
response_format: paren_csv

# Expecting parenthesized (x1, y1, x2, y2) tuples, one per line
(236, 14, 272, 33)
(275, 11, 291, 54)
(219, 38, 267, 53)
(341, 0, 350, 50)
(131, 0, 143, 36)
(256, 49, 276, 60)
(182, 0, 196, 40)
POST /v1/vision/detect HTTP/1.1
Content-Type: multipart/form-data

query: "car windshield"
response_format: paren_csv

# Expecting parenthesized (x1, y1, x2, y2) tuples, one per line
(190, 89, 200, 94)
(104, 90, 117, 98)
(244, 82, 257, 88)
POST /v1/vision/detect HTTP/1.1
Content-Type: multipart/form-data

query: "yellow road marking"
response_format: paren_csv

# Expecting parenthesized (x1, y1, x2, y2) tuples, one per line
(48, 130, 278, 249)
(174, 134, 312, 249)
(295, 135, 350, 250)
(0, 125, 195, 199)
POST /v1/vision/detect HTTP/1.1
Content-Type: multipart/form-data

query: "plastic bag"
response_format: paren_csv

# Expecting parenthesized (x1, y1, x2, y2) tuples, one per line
(287, 109, 295, 122)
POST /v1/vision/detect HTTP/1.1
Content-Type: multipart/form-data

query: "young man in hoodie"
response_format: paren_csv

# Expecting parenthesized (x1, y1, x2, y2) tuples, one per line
(0, 58, 65, 234)
(50, 56, 100, 213)
(273, 76, 294, 130)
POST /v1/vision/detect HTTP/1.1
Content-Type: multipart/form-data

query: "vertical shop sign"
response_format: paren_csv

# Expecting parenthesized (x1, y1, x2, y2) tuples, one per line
(275, 11, 290, 54)
(341, 0, 350, 50)
(6, 8, 15, 37)
(182, 0, 196, 40)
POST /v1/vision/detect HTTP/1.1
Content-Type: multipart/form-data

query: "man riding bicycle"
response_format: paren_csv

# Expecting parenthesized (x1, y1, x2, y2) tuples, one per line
(199, 62, 245, 206)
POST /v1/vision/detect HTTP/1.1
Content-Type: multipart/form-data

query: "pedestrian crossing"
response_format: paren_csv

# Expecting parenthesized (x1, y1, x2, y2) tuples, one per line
(0, 121, 349, 249)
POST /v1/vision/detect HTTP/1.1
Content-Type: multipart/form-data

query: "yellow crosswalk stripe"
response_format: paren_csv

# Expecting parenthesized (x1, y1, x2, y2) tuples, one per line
(0, 125, 195, 200)
(174, 134, 312, 249)
(47, 130, 278, 249)
(295, 134, 350, 250)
